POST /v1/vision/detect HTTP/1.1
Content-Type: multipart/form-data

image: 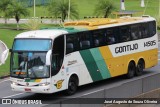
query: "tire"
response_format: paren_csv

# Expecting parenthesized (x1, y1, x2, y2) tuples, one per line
(126, 61, 136, 78)
(66, 76, 78, 95)
(136, 60, 144, 76)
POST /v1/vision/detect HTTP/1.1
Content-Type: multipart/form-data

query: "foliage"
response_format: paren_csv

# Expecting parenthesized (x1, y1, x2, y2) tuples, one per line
(48, 0, 79, 22)
(0, 0, 12, 24)
(7, 1, 29, 30)
(24, 18, 42, 30)
(94, 0, 116, 18)
(155, 15, 160, 30)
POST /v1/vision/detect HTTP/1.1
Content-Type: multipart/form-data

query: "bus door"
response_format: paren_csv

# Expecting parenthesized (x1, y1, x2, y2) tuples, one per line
(51, 35, 66, 90)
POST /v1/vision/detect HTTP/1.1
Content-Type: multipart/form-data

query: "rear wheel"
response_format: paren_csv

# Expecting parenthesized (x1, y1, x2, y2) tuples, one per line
(126, 61, 136, 78)
(66, 76, 78, 95)
(136, 59, 144, 76)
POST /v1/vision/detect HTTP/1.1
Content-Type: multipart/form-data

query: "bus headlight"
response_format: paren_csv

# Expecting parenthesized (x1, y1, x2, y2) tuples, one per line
(11, 81, 18, 85)
(39, 82, 50, 86)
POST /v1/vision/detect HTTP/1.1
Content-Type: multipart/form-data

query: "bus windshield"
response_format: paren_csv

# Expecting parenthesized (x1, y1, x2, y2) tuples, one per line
(11, 39, 52, 79)
(11, 52, 50, 79)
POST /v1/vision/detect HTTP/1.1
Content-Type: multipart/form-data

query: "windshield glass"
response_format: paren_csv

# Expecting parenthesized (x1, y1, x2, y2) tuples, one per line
(13, 39, 52, 51)
(11, 52, 50, 79)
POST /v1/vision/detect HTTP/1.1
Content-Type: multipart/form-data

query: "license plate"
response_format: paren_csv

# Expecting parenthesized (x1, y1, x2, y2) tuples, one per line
(25, 88, 31, 91)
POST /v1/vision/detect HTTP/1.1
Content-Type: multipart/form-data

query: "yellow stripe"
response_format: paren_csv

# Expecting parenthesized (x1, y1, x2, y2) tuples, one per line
(99, 46, 158, 77)
(99, 46, 115, 77)
(35, 79, 42, 82)
(99, 46, 113, 59)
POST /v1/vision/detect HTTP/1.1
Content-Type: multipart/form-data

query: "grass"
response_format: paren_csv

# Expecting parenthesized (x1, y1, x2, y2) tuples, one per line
(26, 0, 160, 19)
(0, 29, 24, 76)
(0, 0, 159, 19)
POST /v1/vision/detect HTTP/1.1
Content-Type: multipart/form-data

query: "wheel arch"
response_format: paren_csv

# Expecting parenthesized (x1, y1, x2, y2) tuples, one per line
(66, 72, 79, 89)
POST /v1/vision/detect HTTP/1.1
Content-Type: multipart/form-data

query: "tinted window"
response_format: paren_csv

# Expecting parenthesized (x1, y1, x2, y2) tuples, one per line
(131, 24, 140, 40)
(79, 32, 92, 50)
(149, 21, 156, 37)
(106, 29, 116, 45)
(141, 23, 149, 38)
(120, 26, 130, 42)
(66, 34, 79, 54)
(92, 30, 105, 47)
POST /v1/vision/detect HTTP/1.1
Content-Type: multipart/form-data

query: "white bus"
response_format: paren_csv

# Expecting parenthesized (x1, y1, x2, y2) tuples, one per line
(10, 16, 158, 95)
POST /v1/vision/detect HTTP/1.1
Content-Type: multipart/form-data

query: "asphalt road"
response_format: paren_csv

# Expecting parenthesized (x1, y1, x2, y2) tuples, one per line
(0, 43, 160, 107)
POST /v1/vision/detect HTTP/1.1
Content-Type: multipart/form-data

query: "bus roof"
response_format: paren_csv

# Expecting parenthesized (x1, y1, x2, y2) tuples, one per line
(15, 27, 87, 40)
(15, 29, 68, 40)
(64, 16, 155, 29)
(15, 16, 155, 40)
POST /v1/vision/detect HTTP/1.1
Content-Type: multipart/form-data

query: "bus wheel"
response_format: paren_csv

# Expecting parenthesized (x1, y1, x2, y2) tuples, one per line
(66, 76, 78, 95)
(136, 59, 144, 76)
(126, 61, 136, 78)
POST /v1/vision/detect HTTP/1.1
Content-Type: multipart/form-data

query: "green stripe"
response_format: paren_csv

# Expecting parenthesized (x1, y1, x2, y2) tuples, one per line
(80, 50, 103, 81)
(90, 48, 111, 79)
(25, 79, 35, 82)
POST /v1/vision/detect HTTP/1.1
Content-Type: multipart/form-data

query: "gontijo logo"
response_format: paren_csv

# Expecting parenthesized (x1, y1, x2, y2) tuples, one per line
(54, 80, 64, 89)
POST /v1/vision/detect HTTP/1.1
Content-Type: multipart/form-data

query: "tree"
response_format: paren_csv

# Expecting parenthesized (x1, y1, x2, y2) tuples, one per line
(94, 0, 116, 18)
(48, 0, 79, 22)
(8, 2, 29, 30)
(0, 0, 12, 24)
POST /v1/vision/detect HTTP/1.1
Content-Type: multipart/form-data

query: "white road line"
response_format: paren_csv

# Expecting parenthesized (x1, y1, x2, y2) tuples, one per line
(82, 89, 104, 96)
(3, 93, 24, 98)
(0, 79, 10, 84)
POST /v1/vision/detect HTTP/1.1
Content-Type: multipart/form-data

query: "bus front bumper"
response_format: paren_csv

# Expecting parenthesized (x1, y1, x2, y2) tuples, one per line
(11, 84, 51, 93)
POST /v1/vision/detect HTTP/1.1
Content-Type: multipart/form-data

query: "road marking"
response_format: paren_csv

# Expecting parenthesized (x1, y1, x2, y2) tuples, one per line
(158, 59, 160, 61)
(3, 93, 24, 98)
(82, 89, 104, 96)
(0, 79, 10, 84)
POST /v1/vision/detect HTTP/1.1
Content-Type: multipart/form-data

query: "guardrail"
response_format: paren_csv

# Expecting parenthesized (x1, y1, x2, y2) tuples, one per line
(43, 72, 160, 107)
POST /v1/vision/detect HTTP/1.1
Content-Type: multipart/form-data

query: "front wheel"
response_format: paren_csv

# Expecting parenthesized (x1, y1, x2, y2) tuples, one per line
(66, 76, 78, 95)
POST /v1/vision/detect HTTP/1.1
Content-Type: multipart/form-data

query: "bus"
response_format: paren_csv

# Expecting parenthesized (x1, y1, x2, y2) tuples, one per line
(10, 16, 158, 95)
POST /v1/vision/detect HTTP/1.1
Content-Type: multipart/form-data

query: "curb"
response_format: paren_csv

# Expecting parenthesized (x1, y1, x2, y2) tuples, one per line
(0, 75, 10, 79)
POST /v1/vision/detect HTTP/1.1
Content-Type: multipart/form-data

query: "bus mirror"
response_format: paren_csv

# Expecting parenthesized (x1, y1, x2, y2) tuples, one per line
(9, 49, 12, 52)
(46, 50, 52, 65)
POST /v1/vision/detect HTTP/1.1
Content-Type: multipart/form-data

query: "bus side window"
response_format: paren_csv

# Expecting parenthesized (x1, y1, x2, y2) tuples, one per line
(120, 26, 130, 42)
(106, 29, 116, 45)
(131, 24, 139, 40)
(149, 21, 156, 37)
(79, 32, 92, 50)
(66, 34, 79, 54)
(141, 23, 149, 38)
(92, 30, 105, 47)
